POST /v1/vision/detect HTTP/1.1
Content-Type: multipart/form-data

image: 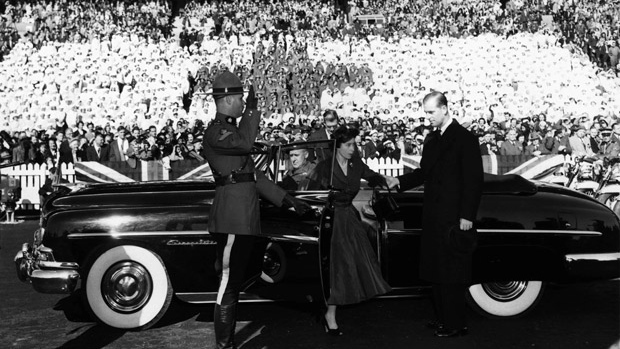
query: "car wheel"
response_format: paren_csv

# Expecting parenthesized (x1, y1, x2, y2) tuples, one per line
(467, 281, 544, 318)
(84, 245, 173, 330)
(260, 242, 287, 284)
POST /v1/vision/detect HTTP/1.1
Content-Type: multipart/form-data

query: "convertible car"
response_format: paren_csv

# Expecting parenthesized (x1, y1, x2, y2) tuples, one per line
(15, 140, 620, 330)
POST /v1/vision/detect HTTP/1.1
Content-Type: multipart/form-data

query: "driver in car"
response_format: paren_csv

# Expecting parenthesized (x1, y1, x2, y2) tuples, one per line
(281, 147, 316, 191)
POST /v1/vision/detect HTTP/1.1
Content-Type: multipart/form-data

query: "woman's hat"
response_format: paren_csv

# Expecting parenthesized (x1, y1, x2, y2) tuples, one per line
(206, 71, 247, 97)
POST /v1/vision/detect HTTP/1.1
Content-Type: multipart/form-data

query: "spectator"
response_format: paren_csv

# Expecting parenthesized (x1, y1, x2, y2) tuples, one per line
(109, 128, 130, 162)
(599, 128, 620, 158)
(86, 133, 110, 162)
(499, 130, 523, 155)
(568, 126, 595, 157)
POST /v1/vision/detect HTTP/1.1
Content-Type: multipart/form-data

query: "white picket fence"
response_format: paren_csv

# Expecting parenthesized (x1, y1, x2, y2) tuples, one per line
(1, 158, 403, 210)
(1, 163, 76, 210)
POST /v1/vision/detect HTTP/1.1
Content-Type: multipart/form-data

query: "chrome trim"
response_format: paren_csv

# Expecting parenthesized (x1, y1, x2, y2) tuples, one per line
(376, 294, 428, 299)
(67, 230, 210, 239)
(176, 287, 430, 303)
(267, 235, 318, 244)
(565, 252, 620, 262)
(31, 269, 80, 294)
(386, 229, 602, 236)
(175, 292, 276, 304)
(477, 229, 602, 236)
(68, 230, 320, 244)
(39, 261, 79, 270)
(15, 243, 81, 294)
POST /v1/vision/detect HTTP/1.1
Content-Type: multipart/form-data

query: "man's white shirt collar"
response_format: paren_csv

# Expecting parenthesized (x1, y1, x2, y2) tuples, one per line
(439, 116, 453, 135)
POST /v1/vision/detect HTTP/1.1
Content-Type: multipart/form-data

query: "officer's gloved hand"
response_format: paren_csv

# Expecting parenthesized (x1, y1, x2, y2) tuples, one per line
(246, 85, 258, 110)
(283, 193, 311, 216)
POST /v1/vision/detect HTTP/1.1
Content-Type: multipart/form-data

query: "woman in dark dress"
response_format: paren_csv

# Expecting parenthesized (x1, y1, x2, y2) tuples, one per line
(311, 126, 397, 335)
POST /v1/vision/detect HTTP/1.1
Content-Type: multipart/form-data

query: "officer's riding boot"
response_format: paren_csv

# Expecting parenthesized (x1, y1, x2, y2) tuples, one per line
(214, 303, 237, 349)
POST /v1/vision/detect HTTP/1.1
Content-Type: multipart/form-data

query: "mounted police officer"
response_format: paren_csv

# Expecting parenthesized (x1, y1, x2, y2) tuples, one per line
(202, 71, 310, 349)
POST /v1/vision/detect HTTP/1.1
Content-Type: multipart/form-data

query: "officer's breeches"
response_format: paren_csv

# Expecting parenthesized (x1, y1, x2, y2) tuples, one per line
(213, 233, 261, 305)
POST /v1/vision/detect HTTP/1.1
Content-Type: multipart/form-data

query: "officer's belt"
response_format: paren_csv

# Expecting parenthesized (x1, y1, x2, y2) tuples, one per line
(214, 172, 256, 186)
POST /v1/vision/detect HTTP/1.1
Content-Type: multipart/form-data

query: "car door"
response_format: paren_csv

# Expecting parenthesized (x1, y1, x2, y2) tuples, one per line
(249, 140, 335, 303)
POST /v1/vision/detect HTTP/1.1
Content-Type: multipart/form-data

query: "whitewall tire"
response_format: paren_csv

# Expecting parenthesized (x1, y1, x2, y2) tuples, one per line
(85, 245, 173, 329)
(468, 281, 544, 318)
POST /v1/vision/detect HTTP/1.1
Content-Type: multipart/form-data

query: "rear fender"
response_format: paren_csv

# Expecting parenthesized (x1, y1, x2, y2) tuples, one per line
(472, 246, 565, 283)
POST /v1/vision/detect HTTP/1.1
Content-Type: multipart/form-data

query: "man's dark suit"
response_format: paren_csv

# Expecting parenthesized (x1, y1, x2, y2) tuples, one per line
(589, 136, 600, 154)
(307, 127, 333, 162)
(363, 140, 380, 159)
(58, 140, 74, 164)
(307, 127, 330, 141)
(108, 139, 128, 162)
(86, 145, 110, 162)
(397, 119, 483, 331)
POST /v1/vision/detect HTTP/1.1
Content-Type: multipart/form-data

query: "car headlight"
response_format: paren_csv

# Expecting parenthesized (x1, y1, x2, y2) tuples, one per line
(33, 228, 45, 246)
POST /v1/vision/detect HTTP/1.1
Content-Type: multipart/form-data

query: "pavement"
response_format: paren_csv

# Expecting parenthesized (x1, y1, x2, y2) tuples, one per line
(1, 220, 619, 349)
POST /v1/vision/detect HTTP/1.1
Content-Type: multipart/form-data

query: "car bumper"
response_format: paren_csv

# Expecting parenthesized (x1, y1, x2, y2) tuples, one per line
(15, 243, 80, 294)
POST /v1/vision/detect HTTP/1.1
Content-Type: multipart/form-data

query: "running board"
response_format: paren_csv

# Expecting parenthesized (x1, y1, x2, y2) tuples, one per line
(176, 292, 277, 304)
(176, 287, 430, 304)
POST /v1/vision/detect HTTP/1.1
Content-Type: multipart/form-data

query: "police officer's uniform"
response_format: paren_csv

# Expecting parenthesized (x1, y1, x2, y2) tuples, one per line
(202, 72, 288, 349)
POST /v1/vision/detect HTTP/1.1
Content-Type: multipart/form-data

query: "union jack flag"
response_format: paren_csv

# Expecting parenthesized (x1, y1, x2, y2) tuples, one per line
(402, 154, 566, 179)
(74, 161, 213, 183)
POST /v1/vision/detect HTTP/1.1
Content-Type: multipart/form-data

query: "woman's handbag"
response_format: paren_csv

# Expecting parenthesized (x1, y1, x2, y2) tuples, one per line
(372, 187, 400, 218)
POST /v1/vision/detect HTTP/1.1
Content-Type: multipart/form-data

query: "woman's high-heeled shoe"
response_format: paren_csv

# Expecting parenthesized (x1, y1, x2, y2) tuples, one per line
(320, 315, 343, 336)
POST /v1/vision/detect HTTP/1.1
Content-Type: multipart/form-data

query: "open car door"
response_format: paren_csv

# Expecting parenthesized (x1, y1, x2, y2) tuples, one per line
(249, 140, 335, 303)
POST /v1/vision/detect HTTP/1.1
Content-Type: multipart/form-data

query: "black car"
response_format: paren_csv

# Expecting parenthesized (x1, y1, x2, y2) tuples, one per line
(15, 141, 620, 329)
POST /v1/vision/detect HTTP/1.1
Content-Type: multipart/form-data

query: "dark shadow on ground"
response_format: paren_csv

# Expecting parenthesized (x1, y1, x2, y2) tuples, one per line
(56, 324, 126, 349)
(53, 289, 93, 323)
(198, 300, 323, 349)
(152, 298, 207, 328)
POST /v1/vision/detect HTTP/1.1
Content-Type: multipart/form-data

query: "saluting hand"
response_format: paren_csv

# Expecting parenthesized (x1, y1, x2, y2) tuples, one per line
(460, 218, 473, 231)
(246, 85, 258, 110)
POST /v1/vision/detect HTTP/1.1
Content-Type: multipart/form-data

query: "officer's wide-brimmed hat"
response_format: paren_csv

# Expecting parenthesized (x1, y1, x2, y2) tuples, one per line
(206, 71, 248, 97)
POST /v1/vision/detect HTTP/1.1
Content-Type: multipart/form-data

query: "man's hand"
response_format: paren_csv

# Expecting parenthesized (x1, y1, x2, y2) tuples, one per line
(384, 176, 399, 189)
(460, 218, 473, 231)
(387, 176, 400, 189)
(246, 85, 258, 110)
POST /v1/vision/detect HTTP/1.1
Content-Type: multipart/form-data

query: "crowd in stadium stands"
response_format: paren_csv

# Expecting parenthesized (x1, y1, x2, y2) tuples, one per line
(0, 0, 619, 171)
(554, 0, 620, 71)
(0, 15, 19, 61)
(4, 0, 172, 46)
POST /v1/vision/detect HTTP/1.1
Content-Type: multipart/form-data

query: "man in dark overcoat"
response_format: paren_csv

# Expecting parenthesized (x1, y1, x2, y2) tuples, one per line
(202, 71, 308, 349)
(391, 91, 483, 337)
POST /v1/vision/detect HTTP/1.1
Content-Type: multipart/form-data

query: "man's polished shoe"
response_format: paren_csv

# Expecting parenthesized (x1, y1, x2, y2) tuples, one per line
(425, 321, 444, 330)
(434, 327, 468, 337)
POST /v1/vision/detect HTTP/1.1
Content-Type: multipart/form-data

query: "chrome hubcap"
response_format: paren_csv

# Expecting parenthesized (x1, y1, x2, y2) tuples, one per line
(102, 261, 152, 313)
(263, 251, 281, 277)
(482, 281, 528, 302)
